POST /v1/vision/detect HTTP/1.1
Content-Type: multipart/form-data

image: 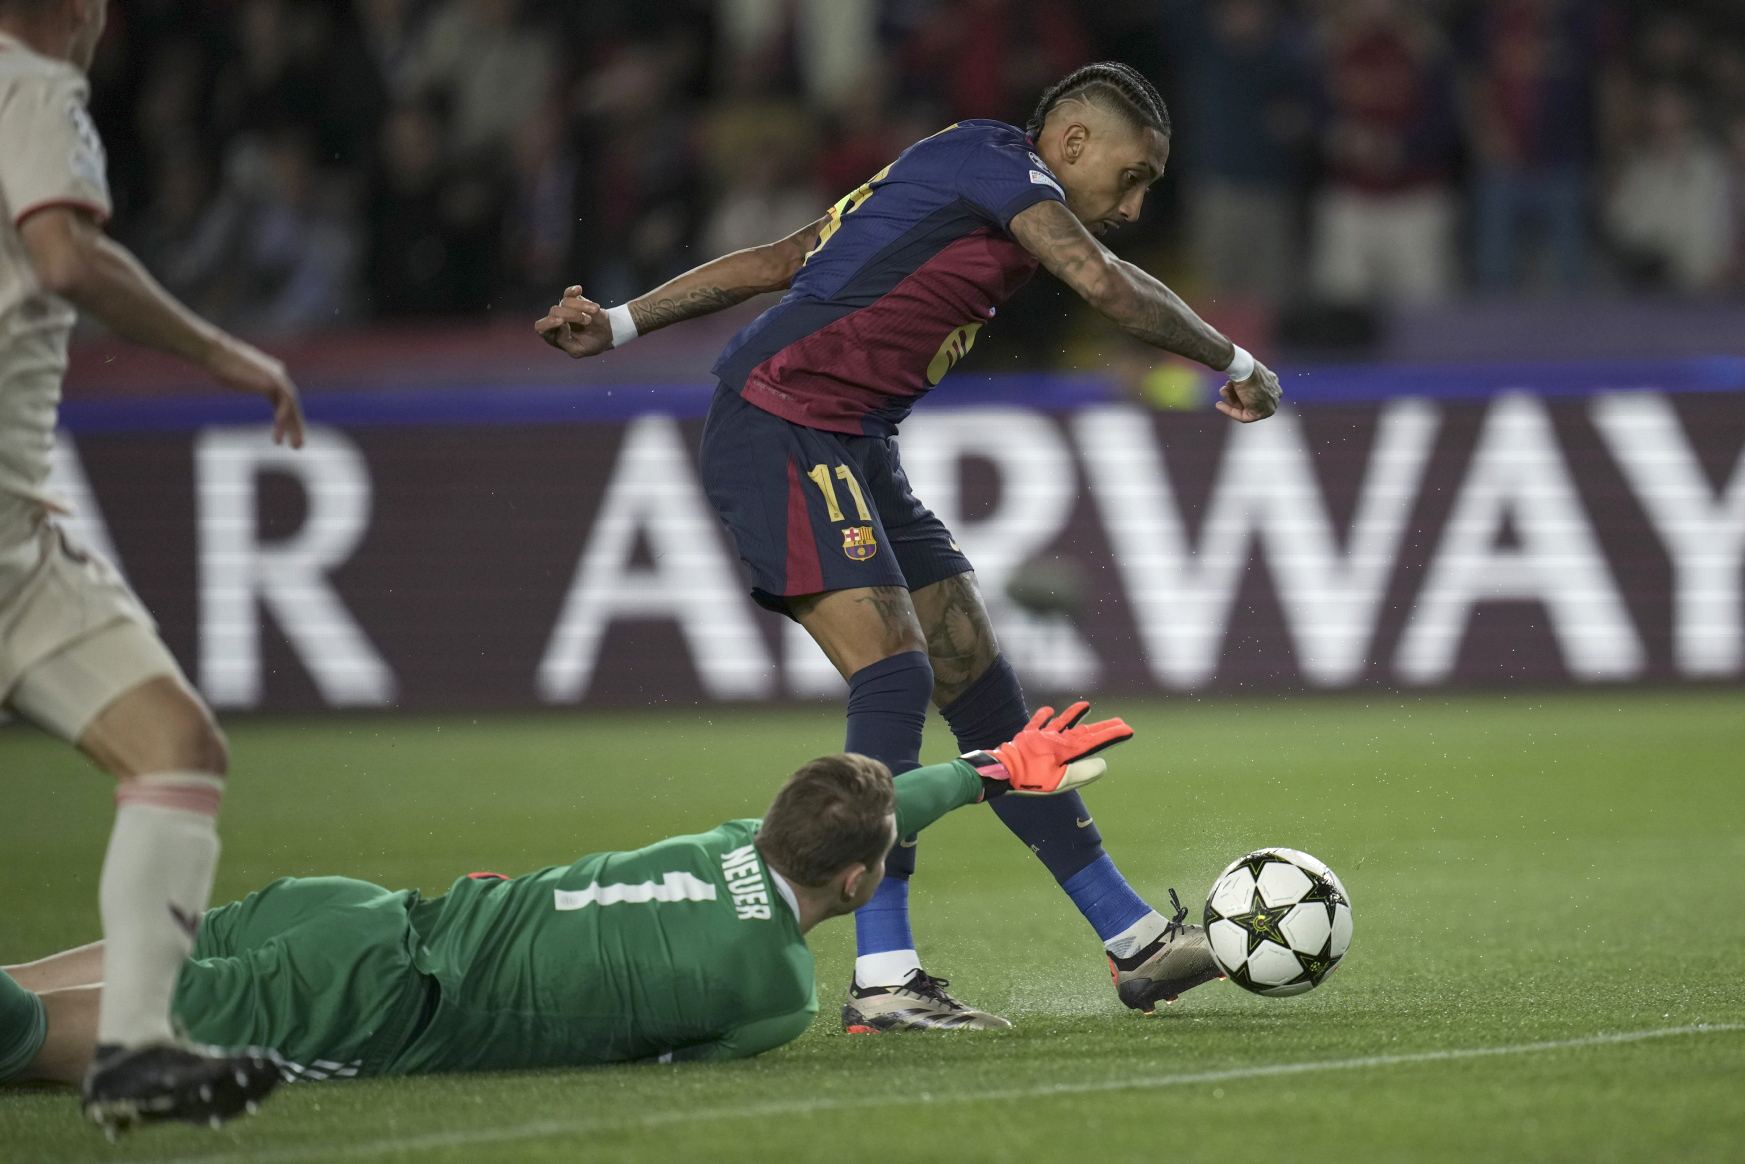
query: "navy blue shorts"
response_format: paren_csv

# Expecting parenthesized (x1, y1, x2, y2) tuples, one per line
(699, 384, 972, 613)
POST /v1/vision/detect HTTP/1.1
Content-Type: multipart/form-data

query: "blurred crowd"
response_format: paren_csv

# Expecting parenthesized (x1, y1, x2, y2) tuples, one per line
(83, 0, 1745, 344)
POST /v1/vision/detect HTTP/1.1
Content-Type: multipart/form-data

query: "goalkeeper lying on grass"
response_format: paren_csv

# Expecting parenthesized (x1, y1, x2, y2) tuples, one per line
(4, 704, 1173, 1088)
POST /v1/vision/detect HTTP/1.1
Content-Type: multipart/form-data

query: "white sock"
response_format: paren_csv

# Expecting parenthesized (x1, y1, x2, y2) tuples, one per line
(854, 949, 922, 989)
(96, 772, 224, 1048)
(1104, 911, 1169, 961)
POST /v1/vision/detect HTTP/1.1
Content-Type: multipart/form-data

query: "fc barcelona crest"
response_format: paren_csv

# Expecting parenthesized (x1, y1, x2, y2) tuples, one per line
(842, 525, 878, 561)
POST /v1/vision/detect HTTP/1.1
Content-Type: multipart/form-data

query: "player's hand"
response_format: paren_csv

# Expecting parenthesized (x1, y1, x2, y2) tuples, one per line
(1216, 359, 1281, 423)
(206, 337, 305, 448)
(535, 285, 612, 358)
(966, 702, 1134, 795)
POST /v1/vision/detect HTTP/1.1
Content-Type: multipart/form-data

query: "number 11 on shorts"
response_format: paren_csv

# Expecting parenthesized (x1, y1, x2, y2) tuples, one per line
(805, 463, 871, 523)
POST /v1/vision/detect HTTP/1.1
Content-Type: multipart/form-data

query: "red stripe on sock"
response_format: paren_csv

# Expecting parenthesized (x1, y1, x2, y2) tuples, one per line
(116, 782, 222, 817)
(784, 458, 823, 595)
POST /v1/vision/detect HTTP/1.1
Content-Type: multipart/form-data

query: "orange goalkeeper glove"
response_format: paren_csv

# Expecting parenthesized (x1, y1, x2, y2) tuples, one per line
(962, 702, 1134, 796)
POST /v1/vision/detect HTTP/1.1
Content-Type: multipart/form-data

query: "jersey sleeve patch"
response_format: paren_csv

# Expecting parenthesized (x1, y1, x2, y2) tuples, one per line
(0, 72, 111, 223)
(65, 99, 106, 189)
(1029, 169, 1064, 196)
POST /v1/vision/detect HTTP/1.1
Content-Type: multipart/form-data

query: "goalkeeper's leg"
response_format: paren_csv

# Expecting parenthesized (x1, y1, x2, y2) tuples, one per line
(4, 943, 103, 1083)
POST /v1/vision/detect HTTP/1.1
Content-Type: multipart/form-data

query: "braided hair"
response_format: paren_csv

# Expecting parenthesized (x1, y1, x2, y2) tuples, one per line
(1026, 61, 1171, 139)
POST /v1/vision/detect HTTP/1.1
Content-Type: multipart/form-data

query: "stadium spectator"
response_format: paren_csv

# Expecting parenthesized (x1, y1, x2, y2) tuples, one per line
(365, 101, 504, 316)
(1308, 0, 1461, 307)
(211, 0, 382, 171)
(1729, 112, 1745, 288)
(133, 123, 362, 336)
(715, 0, 881, 114)
(1705, 39, 1745, 126)
(1604, 85, 1734, 294)
(699, 100, 822, 259)
(355, 0, 431, 98)
(126, 137, 237, 317)
(66, 0, 1745, 343)
(400, 0, 555, 164)
(131, 37, 211, 182)
(1635, 11, 1705, 92)
(814, 72, 905, 200)
(895, 0, 1092, 124)
(219, 128, 362, 334)
(500, 96, 582, 311)
(1164, 0, 1312, 308)
(572, 36, 705, 305)
(1460, 0, 1620, 294)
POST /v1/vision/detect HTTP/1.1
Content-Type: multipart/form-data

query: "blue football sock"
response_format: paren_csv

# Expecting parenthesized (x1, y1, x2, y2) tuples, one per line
(940, 656, 1155, 944)
(843, 650, 932, 781)
(854, 877, 917, 981)
(0, 968, 47, 1083)
(938, 654, 1031, 753)
(845, 650, 932, 973)
(1061, 854, 1154, 944)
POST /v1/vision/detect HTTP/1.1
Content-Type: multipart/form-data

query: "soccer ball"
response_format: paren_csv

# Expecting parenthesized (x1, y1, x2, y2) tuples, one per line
(1203, 848, 1352, 996)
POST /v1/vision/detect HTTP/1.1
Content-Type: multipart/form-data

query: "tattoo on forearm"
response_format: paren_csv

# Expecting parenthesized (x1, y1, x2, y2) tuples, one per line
(1011, 201, 1228, 368)
(1115, 267, 1229, 368)
(629, 285, 747, 333)
(627, 216, 828, 336)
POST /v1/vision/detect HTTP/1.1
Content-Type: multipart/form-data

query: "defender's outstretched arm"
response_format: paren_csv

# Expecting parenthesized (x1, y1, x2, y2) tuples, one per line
(536, 216, 828, 359)
(18, 207, 305, 447)
(1008, 199, 1281, 422)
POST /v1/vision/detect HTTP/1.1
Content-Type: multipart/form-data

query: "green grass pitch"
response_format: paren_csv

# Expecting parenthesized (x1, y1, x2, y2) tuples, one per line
(3, 689, 1743, 1163)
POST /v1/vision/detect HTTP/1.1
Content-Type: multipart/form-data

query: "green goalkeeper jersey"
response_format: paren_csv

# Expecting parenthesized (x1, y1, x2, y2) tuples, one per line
(383, 758, 985, 1073)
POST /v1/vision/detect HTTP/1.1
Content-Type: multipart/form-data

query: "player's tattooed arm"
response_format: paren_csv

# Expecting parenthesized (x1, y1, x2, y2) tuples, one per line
(537, 217, 827, 357)
(1008, 201, 1281, 422)
(629, 216, 826, 332)
(630, 285, 742, 331)
(1008, 201, 1227, 365)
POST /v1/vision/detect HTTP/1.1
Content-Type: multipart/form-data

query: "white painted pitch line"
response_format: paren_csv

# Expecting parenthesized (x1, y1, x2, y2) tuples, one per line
(106, 1022, 1745, 1164)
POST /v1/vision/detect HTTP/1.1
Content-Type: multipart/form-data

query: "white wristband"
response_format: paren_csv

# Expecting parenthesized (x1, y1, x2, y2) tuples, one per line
(1221, 344, 1255, 383)
(606, 303, 639, 349)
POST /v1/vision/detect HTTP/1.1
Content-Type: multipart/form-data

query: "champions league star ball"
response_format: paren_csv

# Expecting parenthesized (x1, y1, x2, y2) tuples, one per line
(1204, 848, 1352, 997)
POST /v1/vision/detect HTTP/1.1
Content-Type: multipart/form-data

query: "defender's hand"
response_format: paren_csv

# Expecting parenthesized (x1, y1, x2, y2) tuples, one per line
(965, 702, 1134, 795)
(536, 285, 612, 358)
(207, 338, 304, 448)
(1217, 360, 1281, 423)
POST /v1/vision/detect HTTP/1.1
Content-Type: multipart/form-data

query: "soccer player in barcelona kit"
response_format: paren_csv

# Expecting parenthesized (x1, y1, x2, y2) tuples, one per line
(0, 0, 303, 1132)
(5, 706, 1133, 1081)
(537, 63, 1281, 1030)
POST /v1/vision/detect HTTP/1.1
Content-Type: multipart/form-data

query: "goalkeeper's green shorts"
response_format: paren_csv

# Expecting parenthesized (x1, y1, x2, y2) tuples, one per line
(175, 876, 435, 1080)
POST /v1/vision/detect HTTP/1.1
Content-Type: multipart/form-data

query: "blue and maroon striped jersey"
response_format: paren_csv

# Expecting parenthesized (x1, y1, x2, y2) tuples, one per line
(711, 120, 1067, 436)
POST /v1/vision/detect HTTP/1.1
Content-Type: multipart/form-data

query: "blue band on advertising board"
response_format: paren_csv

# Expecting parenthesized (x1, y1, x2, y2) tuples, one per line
(56, 358, 1745, 434)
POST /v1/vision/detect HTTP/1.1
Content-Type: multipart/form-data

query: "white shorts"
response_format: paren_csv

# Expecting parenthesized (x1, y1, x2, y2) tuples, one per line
(0, 513, 187, 742)
(1310, 186, 1456, 305)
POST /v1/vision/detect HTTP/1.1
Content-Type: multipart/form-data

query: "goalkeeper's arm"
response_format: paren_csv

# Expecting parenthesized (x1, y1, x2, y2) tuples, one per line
(664, 1008, 815, 1063)
(889, 702, 1135, 837)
